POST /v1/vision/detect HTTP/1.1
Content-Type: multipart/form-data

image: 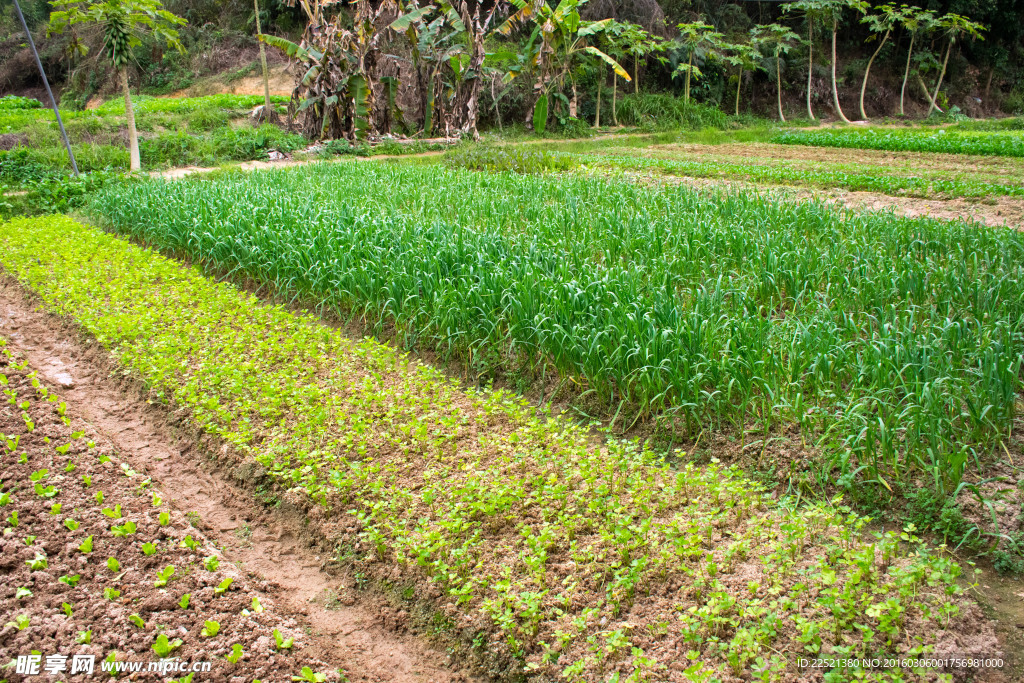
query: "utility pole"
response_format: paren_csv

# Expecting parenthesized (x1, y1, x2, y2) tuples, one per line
(13, 0, 79, 176)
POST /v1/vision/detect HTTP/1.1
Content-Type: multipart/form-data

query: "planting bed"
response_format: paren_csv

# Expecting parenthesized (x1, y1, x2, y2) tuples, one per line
(772, 128, 1024, 159)
(87, 163, 1024, 514)
(580, 142, 1024, 200)
(0, 337, 341, 682)
(0, 215, 1004, 681)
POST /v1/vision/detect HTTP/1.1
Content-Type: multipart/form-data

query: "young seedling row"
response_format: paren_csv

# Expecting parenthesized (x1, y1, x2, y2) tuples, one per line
(0, 336, 341, 682)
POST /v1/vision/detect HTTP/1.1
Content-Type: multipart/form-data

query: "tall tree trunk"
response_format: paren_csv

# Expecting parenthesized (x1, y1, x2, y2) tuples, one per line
(254, 0, 271, 114)
(594, 64, 602, 128)
(806, 17, 815, 120)
(859, 29, 889, 120)
(917, 73, 943, 113)
(735, 68, 742, 117)
(928, 40, 952, 116)
(899, 33, 915, 117)
(634, 53, 639, 93)
(983, 65, 994, 103)
(685, 53, 693, 104)
(612, 74, 618, 125)
(120, 67, 140, 172)
(776, 52, 785, 122)
(831, 24, 850, 123)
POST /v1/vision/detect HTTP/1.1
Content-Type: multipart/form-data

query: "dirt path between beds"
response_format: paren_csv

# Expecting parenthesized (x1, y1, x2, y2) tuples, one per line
(0, 278, 476, 683)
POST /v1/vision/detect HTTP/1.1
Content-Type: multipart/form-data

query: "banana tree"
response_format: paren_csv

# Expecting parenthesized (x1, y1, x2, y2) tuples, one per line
(720, 41, 762, 117)
(859, 3, 907, 120)
(499, 0, 629, 133)
(673, 20, 722, 105)
(48, 0, 186, 171)
(751, 23, 799, 122)
(391, 1, 501, 138)
(927, 13, 985, 116)
(260, 0, 387, 140)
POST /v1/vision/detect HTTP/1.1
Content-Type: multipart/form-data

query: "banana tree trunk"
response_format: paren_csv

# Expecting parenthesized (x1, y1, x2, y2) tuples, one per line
(254, 0, 272, 114)
(928, 40, 952, 116)
(569, 82, 577, 119)
(776, 53, 785, 122)
(899, 33, 915, 117)
(859, 29, 889, 120)
(806, 17, 815, 120)
(831, 23, 850, 123)
(120, 67, 140, 172)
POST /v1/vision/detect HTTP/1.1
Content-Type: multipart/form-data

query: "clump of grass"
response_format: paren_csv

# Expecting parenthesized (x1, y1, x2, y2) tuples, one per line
(444, 145, 575, 173)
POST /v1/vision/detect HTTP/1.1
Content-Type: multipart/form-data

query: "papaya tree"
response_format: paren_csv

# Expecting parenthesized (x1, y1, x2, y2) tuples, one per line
(752, 23, 799, 122)
(48, 0, 186, 171)
(720, 41, 762, 117)
(897, 6, 934, 116)
(673, 20, 722, 105)
(822, 0, 867, 123)
(927, 13, 985, 116)
(859, 3, 907, 120)
(782, 0, 829, 120)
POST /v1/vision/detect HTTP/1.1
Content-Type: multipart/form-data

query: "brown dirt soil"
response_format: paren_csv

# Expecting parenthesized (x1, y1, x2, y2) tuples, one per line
(0, 282, 476, 683)
(646, 142, 1024, 180)
(618, 170, 1024, 229)
(168, 66, 295, 100)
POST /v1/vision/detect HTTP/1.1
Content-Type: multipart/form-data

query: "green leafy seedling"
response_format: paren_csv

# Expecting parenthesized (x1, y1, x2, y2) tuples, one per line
(152, 633, 183, 658)
(107, 557, 121, 572)
(215, 577, 233, 595)
(225, 644, 243, 664)
(204, 556, 219, 571)
(201, 620, 220, 637)
(154, 565, 175, 587)
(273, 628, 294, 650)
(179, 593, 190, 609)
(142, 541, 158, 556)
(104, 587, 121, 600)
(292, 667, 326, 682)
(129, 613, 145, 628)
(79, 535, 93, 553)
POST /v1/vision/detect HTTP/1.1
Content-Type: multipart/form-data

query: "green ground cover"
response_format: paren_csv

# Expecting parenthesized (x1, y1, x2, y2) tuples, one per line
(86, 163, 1024, 513)
(0, 214, 982, 681)
(773, 128, 1024, 158)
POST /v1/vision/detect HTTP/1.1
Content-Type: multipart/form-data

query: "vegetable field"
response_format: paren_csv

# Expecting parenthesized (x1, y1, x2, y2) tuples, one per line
(89, 163, 1024, 505)
(773, 128, 1024, 158)
(0, 215, 991, 681)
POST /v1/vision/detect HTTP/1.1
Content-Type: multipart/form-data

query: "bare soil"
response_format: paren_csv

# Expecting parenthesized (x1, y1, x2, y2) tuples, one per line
(618, 169, 1024, 229)
(0, 280, 475, 683)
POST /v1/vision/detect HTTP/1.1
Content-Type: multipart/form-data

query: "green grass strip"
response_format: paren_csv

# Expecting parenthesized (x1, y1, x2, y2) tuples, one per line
(773, 128, 1024, 158)
(580, 152, 1024, 199)
(0, 215, 980, 681)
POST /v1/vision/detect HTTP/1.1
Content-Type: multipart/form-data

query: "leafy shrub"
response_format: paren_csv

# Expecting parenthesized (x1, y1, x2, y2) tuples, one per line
(616, 93, 728, 130)
(904, 488, 979, 549)
(0, 96, 43, 111)
(211, 125, 307, 161)
(444, 145, 575, 173)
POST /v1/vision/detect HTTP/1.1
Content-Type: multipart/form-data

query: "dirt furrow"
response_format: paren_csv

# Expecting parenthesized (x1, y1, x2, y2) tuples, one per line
(0, 279, 474, 683)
